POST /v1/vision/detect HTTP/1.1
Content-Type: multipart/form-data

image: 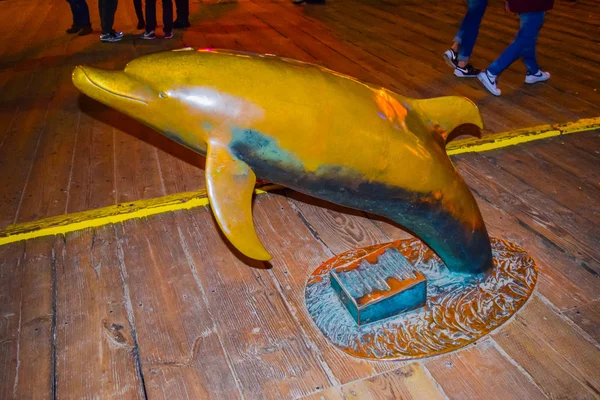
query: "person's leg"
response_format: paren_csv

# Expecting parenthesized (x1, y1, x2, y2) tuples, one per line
(174, 0, 181, 22)
(181, 0, 189, 24)
(67, 0, 91, 29)
(456, 0, 488, 67)
(74, 0, 92, 35)
(67, 0, 78, 28)
(134, 0, 145, 28)
(144, 0, 157, 37)
(479, 12, 543, 95)
(98, 0, 108, 34)
(106, 0, 118, 33)
(520, 12, 545, 74)
(99, 0, 121, 40)
(488, 12, 541, 76)
(451, 10, 467, 54)
(82, 0, 91, 26)
(162, 0, 173, 36)
(174, 0, 190, 27)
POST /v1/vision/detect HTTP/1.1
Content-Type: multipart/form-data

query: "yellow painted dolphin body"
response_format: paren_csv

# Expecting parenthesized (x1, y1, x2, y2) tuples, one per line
(72, 48, 493, 275)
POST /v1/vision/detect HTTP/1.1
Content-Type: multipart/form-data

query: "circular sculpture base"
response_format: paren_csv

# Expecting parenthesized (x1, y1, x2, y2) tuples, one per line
(305, 237, 537, 360)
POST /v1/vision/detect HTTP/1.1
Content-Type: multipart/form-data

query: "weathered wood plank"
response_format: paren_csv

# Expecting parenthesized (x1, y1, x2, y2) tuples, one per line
(566, 130, 599, 157)
(529, 134, 600, 188)
(65, 101, 118, 214)
(0, 239, 54, 400)
(257, 1, 425, 98)
(114, 213, 242, 399)
(563, 300, 600, 344)
(55, 227, 144, 399)
(0, 242, 27, 400)
(250, 3, 376, 84)
(489, 146, 599, 225)
(154, 146, 206, 196)
(0, 2, 40, 61)
(339, 363, 447, 400)
(426, 339, 547, 400)
(174, 204, 333, 399)
(113, 115, 166, 203)
(15, 66, 82, 224)
(287, 191, 390, 253)
(493, 295, 600, 399)
(455, 154, 600, 272)
(65, 27, 138, 214)
(299, 386, 346, 400)
(0, 65, 62, 228)
(252, 192, 398, 385)
(12, 239, 55, 400)
(0, 1, 53, 63)
(454, 156, 599, 310)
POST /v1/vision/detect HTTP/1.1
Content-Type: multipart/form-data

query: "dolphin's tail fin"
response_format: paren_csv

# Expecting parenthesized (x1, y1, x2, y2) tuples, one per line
(408, 96, 484, 145)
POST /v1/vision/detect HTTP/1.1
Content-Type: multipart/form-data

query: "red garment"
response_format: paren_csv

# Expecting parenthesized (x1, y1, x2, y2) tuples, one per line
(508, 0, 554, 13)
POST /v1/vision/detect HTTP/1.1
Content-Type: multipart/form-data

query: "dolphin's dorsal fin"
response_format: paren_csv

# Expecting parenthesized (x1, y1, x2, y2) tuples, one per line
(407, 96, 484, 145)
(205, 142, 272, 261)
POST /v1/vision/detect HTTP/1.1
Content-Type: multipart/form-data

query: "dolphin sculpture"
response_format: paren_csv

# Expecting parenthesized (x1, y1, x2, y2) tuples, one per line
(72, 48, 493, 275)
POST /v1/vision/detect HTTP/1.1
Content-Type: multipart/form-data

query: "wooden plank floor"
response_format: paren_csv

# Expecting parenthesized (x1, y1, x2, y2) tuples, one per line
(0, 0, 599, 398)
(1, 130, 599, 399)
(0, 0, 598, 230)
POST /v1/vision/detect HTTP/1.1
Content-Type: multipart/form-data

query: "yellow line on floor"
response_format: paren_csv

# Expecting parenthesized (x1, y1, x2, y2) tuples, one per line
(0, 186, 282, 247)
(446, 116, 599, 155)
(0, 117, 597, 247)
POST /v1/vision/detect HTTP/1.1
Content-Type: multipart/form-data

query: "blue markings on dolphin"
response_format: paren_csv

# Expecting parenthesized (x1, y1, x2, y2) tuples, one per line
(229, 127, 493, 275)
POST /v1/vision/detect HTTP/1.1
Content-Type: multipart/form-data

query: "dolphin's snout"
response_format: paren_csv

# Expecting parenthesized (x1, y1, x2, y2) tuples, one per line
(72, 65, 154, 105)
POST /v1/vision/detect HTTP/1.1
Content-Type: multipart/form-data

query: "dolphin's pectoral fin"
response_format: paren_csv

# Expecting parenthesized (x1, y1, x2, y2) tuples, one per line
(408, 96, 484, 144)
(205, 142, 272, 261)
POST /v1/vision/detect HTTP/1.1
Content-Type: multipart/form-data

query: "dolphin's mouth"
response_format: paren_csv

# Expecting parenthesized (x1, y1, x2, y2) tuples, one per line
(75, 66, 149, 105)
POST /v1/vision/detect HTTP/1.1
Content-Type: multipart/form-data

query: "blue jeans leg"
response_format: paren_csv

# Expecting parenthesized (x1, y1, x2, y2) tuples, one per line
(454, 0, 488, 62)
(488, 12, 545, 76)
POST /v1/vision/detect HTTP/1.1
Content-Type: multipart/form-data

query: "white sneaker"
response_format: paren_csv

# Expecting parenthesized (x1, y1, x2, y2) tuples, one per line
(525, 70, 550, 84)
(141, 30, 156, 40)
(478, 70, 501, 96)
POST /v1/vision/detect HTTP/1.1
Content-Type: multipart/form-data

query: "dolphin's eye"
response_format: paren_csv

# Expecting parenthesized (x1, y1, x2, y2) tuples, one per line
(159, 92, 168, 99)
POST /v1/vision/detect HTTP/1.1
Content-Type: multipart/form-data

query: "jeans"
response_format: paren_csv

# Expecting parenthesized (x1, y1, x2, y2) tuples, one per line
(454, 0, 488, 62)
(133, 0, 144, 23)
(146, 0, 173, 33)
(67, 0, 91, 27)
(175, 0, 189, 23)
(98, 0, 119, 34)
(488, 12, 545, 76)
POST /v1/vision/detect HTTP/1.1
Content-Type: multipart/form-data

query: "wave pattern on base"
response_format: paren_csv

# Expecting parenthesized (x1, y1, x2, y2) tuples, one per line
(305, 237, 537, 360)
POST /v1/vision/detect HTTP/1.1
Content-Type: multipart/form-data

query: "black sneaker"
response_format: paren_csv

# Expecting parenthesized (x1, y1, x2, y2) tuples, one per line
(78, 26, 93, 36)
(293, 0, 306, 4)
(454, 63, 480, 78)
(164, 31, 174, 39)
(66, 25, 82, 34)
(173, 19, 190, 29)
(141, 30, 156, 40)
(100, 32, 122, 42)
(443, 49, 457, 69)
